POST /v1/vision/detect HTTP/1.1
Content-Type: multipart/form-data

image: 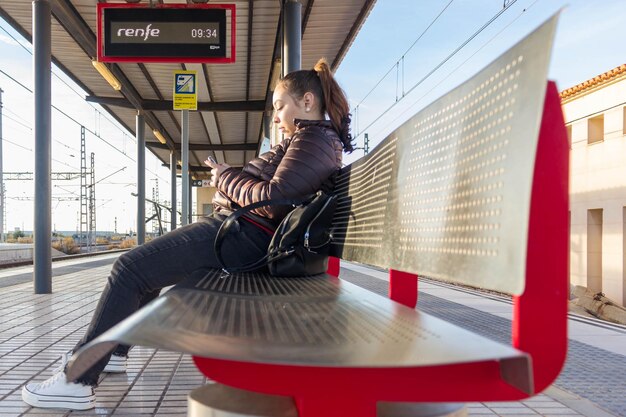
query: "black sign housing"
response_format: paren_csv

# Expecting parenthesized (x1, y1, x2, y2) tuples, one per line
(103, 7, 227, 59)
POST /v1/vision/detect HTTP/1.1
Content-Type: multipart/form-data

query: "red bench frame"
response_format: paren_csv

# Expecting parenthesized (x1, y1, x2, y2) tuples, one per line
(193, 82, 568, 417)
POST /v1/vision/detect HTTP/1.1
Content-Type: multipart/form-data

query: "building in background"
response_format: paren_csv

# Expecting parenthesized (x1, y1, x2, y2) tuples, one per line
(561, 64, 626, 307)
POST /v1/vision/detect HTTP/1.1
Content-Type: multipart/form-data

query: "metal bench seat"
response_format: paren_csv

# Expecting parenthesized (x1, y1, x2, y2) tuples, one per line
(67, 14, 568, 417)
(67, 269, 531, 393)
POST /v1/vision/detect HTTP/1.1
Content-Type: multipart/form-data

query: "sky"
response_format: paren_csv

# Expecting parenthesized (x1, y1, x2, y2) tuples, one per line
(0, 0, 625, 234)
(0, 19, 174, 234)
(335, 0, 626, 164)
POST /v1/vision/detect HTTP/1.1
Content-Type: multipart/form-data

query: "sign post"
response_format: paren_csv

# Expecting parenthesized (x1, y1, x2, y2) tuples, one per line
(181, 109, 189, 226)
(174, 71, 197, 226)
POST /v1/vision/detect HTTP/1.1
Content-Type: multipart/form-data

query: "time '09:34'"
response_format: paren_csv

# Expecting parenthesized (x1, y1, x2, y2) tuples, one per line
(191, 28, 217, 38)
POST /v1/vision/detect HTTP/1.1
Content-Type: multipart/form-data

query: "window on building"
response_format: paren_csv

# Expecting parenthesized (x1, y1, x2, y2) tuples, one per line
(588, 114, 604, 144)
(566, 125, 572, 148)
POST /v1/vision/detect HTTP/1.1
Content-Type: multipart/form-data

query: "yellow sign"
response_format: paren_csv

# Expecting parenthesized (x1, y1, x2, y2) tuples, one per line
(173, 70, 197, 110)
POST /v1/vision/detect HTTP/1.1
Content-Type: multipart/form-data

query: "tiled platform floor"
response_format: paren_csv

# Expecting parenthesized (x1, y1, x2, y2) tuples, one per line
(0, 254, 622, 416)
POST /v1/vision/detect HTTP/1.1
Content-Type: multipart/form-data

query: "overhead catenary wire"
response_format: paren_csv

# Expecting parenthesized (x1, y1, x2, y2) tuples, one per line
(370, 0, 539, 141)
(50, 158, 79, 171)
(3, 102, 127, 171)
(53, 185, 80, 198)
(2, 134, 80, 170)
(353, 0, 455, 113)
(93, 167, 128, 186)
(0, 22, 172, 184)
(2, 112, 32, 130)
(3, 106, 31, 125)
(3, 102, 135, 172)
(0, 68, 171, 185)
(353, 0, 519, 142)
(2, 115, 98, 170)
(2, 102, 115, 169)
(0, 22, 134, 143)
(0, 67, 133, 161)
(54, 138, 79, 154)
(1, 136, 32, 152)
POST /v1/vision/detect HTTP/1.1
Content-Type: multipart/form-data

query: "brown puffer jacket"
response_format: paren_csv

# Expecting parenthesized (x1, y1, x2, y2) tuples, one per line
(212, 119, 343, 224)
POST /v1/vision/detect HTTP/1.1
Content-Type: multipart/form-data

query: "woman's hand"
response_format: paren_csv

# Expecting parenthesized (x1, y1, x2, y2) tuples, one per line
(204, 157, 231, 187)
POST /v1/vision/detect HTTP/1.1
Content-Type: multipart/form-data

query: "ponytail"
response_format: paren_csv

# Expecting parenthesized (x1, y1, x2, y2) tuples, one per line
(313, 58, 353, 153)
(278, 58, 354, 153)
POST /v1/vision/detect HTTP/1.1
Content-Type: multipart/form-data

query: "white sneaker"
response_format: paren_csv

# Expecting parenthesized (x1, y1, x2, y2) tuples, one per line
(103, 354, 127, 373)
(22, 353, 95, 410)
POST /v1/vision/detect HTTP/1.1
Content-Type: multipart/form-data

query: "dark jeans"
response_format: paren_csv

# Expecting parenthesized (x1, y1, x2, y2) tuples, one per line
(70, 214, 272, 386)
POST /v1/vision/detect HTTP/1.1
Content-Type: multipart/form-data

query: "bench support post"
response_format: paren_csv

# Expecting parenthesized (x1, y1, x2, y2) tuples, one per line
(327, 256, 340, 277)
(512, 81, 569, 394)
(389, 269, 418, 308)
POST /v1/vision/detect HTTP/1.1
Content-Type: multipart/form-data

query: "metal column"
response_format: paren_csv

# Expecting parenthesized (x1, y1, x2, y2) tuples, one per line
(181, 110, 189, 226)
(0, 88, 4, 243)
(283, 0, 302, 74)
(170, 151, 177, 230)
(136, 113, 145, 245)
(264, 114, 272, 139)
(33, 0, 51, 294)
(188, 176, 193, 221)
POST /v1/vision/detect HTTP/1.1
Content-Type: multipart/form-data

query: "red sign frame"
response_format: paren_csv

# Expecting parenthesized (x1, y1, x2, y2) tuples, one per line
(97, 3, 236, 64)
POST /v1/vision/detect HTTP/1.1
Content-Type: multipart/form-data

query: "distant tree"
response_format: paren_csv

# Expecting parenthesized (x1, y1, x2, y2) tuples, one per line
(13, 230, 25, 239)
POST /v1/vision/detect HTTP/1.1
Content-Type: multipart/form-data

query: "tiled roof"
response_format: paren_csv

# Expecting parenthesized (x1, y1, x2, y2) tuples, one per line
(560, 64, 626, 101)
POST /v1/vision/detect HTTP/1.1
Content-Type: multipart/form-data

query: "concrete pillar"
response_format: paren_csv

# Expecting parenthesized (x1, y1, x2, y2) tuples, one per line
(33, 0, 52, 294)
(136, 113, 145, 245)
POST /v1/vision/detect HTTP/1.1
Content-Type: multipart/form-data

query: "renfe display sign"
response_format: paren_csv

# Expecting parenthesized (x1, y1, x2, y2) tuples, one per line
(97, 3, 236, 63)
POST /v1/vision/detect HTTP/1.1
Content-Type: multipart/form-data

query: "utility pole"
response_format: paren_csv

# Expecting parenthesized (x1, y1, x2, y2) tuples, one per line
(152, 179, 160, 235)
(89, 152, 96, 251)
(79, 126, 87, 250)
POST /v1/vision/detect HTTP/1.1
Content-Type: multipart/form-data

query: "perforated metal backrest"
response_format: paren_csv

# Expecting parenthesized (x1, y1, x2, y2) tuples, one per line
(331, 16, 558, 295)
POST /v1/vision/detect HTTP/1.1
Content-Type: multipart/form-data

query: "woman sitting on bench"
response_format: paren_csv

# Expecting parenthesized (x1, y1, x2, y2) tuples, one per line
(22, 58, 354, 411)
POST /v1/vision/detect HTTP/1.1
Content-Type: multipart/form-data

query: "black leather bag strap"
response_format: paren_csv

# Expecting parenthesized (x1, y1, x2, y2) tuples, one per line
(214, 195, 313, 273)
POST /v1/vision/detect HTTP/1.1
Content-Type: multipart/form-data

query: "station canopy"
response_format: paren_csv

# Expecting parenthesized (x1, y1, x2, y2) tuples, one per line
(0, 0, 376, 177)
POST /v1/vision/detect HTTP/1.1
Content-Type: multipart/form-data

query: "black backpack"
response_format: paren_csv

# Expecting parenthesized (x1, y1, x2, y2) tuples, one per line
(214, 191, 337, 277)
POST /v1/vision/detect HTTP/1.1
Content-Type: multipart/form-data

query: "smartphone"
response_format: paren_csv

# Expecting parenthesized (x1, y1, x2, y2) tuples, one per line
(206, 155, 217, 164)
